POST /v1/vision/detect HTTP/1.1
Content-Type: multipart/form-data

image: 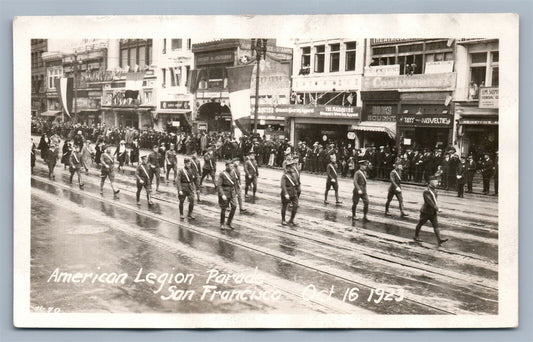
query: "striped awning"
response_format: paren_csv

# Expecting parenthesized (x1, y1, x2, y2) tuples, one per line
(354, 121, 396, 139)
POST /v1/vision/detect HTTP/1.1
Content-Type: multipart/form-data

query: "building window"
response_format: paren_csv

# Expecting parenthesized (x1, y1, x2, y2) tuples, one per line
(138, 46, 146, 68)
(163, 39, 167, 54)
(121, 49, 128, 68)
(187, 39, 192, 50)
(119, 39, 152, 69)
(314, 45, 325, 73)
(469, 50, 498, 88)
(329, 43, 340, 72)
(171, 39, 182, 50)
(470, 66, 486, 88)
(300, 47, 311, 74)
(345, 41, 356, 71)
(491, 67, 499, 86)
(162, 69, 166, 87)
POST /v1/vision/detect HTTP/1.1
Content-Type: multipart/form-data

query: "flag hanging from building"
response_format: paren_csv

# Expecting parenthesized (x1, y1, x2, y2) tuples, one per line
(55, 77, 73, 117)
(125, 71, 145, 91)
(227, 64, 255, 135)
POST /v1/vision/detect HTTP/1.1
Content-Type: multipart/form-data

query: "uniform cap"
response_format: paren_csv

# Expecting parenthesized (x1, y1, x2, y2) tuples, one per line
(140, 155, 147, 160)
(184, 158, 191, 163)
(358, 159, 369, 165)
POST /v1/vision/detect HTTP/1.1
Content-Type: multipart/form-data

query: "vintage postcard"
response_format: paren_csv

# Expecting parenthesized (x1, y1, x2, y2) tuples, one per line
(13, 14, 518, 328)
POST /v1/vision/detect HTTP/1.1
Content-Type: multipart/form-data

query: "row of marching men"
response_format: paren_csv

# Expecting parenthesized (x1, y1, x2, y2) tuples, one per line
(32, 138, 448, 246)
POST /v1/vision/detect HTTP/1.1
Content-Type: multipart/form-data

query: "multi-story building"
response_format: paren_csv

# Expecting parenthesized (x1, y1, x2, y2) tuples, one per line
(191, 39, 292, 137)
(31, 39, 48, 117)
(360, 38, 457, 151)
(453, 39, 499, 159)
(152, 38, 194, 132)
(288, 38, 364, 145)
(41, 50, 64, 119)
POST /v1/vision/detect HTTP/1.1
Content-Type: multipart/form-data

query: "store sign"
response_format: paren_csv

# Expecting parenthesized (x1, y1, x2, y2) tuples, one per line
(362, 72, 456, 90)
(160, 101, 190, 110)
(347, 132, 356, 140)
(398, 114, 453, 127)
(171, 121, 181, 127)
(364, 65, 400, 76)
(364, 104, 396, 121)
(461, 118, 499, 125)
(424, 61, 454, 74)
(196, 52, 234, 66)
(251, 105, 361, 119)
(478, 87, 499, 108)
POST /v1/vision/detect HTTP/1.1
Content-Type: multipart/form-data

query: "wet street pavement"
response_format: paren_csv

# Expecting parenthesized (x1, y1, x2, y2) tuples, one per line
(30, 154, 498, 315)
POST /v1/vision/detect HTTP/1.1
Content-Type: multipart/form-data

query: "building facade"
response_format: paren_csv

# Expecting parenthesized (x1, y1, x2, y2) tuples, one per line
(453, 39, 499, 159)
(191, 39, 292, 137)
(360, 39, 457, 152)
(31, 39, 48, 117)
(41, 51, 64, 119)
(288, 39, 364, 146)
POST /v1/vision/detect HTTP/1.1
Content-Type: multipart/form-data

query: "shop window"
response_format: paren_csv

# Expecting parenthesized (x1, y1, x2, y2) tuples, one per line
(171, 39, 182, 50)
(329, 43, 340, 72)
(300, 47, 311, 74)
(345, 41, 356, 71)
(314, 45, 325, 73)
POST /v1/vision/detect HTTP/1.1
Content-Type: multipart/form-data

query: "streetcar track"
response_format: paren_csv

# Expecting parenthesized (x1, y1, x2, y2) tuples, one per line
(32, 175, 488, 315)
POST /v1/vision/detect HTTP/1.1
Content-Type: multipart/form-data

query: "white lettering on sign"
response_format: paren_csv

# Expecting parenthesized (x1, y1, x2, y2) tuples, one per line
(371, 106, 392, 115)
(479, 87, 499, 109)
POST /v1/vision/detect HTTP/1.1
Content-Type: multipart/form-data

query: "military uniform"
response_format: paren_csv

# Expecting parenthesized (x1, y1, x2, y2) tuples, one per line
(352, 167, 369, 221)
(100, 151, 119, 195)
(231, 162, 244, 212)
(281, 168, 299, 225)
(147, 150, 161, 191)
(385, 168, 406, 216)
(201, 152, 217, 188)
(165, 149, 178, 182)
(217, 168, 237, 229)
(481, 157, 494, 194)
(244, 158, 258, 197)
(325, 161, 341, 204)
(465, 159, 477, 193)
(135, 161, 152, 205)
(176, 165, 195, 218)
(414, 185, 447, 246)
(69, 150, 84, 188)
(190, 156, 202, 200)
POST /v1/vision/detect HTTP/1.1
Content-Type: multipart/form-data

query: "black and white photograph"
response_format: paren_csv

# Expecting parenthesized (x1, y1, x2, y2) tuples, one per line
(13, 14, 518, 328)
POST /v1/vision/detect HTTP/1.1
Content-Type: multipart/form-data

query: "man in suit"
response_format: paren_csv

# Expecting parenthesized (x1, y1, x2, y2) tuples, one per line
(217, 161, 238, 230)
(281, 158, 299, 226)
(324, 154, 342, 204)
(465, 154, 477, 193)
(69, 144, 85, 189)
(385, 161, 408, 217)
(244, 153, 259, 198)
(456, 156, 466, 198)
(414, 176, 448, 247)
(176, 158, 196, 220)
(480, 153, 494, 195)
(352, 160, 370, 222)
(135, 155, 153, 206)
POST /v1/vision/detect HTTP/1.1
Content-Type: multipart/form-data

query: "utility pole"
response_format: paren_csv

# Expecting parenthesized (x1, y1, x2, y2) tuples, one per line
(73, 52, 83, 123)
(252, 39, 267, 135)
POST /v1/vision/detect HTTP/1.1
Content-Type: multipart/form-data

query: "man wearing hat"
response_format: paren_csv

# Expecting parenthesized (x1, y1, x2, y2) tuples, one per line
(190, 152, 202, 201)
(68, 144, 85, 190)
(465, 154, 477, 193)
(115, 140, 128, 174)
(244, 153, 259, 198)
(135, 155, 153, 206)
(217, 160, 238, 230)
(281, 158, 299, 226)
(74, 130, 85, 150)
(200, 150, 217, 189)
(414, 176, 448, 247)
(148, 144, 161, 192)
(165, 143, 178, 183)
(176, 158, 196, 219)
(480, 153, 494, 195)
(456, 155, 467, 197)
(385, 160, 408, 217)
(352, 160, 370, 222)
(324, 154, 342, 205)
(232, 158, 246, 213)
(100, 144, 120, 197)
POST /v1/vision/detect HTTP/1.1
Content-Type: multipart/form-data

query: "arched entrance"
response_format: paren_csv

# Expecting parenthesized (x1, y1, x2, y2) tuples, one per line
(197, 102, 232, 132)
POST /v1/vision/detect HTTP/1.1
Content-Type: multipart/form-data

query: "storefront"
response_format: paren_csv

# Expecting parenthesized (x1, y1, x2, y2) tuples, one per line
(456, 88, 499, 159)
(358, 91, 399, 148)
(285, 105, 361, 145)
(157, 100, 192, 132)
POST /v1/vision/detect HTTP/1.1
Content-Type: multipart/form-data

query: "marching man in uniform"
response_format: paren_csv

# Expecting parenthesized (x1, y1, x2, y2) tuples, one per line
(100, 144, 120, 197)
(324, 154, 342, 205)
(176, 158, 196, 220)
(244, 153, 259, 198)
(69, 144, 85, 190)
(190, 152, 202, 202)
(201, 150, 217, 189)
(165, 143, 178, 184)
(232, 158, 246, 213)
(135, 155, 153, 206)
(217, 161, 238, 230)
(352, 160, 370, 222)
(148, 144, 161, 192)
(385, 161, 408, 217)
(414, 176, 448, 247)
(281, 158, 299, 226)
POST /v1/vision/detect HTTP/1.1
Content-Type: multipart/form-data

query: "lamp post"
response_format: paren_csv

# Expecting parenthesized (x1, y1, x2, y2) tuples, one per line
(251, 39, 267, 135)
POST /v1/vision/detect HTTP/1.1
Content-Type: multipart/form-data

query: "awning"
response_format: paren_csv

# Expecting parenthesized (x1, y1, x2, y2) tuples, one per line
(353, 121, 396, 139)
(40, 110, 61, 117)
